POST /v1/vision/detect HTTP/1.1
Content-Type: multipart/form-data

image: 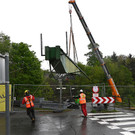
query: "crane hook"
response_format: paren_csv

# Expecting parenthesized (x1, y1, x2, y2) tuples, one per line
(69, 4, 72, 14)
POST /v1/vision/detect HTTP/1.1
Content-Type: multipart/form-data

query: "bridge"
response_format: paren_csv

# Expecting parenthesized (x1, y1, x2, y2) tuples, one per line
(45, 45, 89, 79)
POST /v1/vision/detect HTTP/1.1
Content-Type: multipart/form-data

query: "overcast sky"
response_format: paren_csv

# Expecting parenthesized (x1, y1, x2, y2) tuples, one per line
(1, 0, 135, 70)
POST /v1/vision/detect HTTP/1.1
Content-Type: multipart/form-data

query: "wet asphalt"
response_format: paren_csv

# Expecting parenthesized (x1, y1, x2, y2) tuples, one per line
(0, 104, 128, 135)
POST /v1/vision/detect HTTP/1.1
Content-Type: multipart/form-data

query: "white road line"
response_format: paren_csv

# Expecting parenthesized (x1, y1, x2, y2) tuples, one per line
(87, 112, 124, 116)
(111, 121, 135, 126)
(102, 117, 135, 122)
(107, 126, 120, 129)
(120, 131, 135, 135)
(89, 112, 135, 134)
(89, 118, 99, 120)
(123, 127, 135, 132)
(98, 121, 109, 124)
(94, 113, 133, 118)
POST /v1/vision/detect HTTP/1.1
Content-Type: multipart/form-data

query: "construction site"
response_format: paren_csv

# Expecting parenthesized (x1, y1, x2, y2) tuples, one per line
(1, 0, 135, 135)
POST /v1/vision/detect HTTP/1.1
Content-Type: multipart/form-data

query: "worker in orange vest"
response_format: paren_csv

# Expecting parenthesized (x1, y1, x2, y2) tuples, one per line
(79, 89, 87, 117)
(22, 90, 35, 122)
(73, 89, 87, 117)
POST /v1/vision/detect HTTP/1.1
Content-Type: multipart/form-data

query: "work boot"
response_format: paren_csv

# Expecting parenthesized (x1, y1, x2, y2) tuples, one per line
(32, 118, 35, 123)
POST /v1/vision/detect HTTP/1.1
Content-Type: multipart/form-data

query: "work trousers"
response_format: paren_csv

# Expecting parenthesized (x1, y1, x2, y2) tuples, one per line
(27, 107, 35, 120)
(81, 103, 87, 117)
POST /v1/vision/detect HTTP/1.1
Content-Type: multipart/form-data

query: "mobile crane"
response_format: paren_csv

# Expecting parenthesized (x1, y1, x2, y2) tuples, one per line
(69, 0, 122, 102)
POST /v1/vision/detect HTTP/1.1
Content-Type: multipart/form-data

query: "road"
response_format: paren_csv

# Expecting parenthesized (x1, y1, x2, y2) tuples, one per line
(1, 104, 135, 135)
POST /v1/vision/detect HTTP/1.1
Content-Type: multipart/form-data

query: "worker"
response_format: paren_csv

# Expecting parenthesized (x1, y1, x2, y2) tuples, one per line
(22, 90, 35, 122)
(79, 89, 87, 117)
(73, 89, 87, 117)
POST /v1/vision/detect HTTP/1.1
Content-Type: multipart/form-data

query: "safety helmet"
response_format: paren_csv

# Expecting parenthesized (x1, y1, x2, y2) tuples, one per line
(80, 89, 83, 93)
(24, 90, 30, 95)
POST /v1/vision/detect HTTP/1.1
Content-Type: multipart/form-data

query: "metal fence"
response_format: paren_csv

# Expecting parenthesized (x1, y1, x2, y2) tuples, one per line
(12, 84, 106, 101)
(11, 84, 135, 111)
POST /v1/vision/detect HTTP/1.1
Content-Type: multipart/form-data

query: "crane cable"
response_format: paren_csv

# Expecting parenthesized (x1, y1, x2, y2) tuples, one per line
(68, 5, 78, 63)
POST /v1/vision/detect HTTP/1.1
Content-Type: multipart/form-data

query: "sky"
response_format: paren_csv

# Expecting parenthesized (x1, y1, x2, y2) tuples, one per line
(1, 0, 135, 70)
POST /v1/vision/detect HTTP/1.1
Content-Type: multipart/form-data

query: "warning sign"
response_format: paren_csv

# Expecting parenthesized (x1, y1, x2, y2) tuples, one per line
(92, 86, 99, 93)
(0, 85, 11, 112)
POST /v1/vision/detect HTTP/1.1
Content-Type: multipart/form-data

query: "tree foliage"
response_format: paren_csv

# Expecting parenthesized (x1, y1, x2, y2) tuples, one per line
(85, 43, 100, 66)
(0, 33, 10, 54)
(105, 59, 133, 85)
(9, 42, 43, 84)
(0, 33, 43, 85)
(84, 44, 134, 85)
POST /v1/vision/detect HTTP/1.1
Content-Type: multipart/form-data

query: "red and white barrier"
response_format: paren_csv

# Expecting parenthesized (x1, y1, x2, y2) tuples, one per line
(92, 97, 115, 104)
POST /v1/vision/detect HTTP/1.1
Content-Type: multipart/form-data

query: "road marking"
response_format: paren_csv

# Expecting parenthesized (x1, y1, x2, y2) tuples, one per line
(102, 117, 135, 122)
(89, 118, 99, 120)
(111, 121, 135, 126)
(120, 131, 135, 135)
(89, 112, 135, 135)
(107, 126, 120, 129)
(98, 121, 109, 124)
(123, 127, 135, 132)
(94, 113, 133, 118)
(88, 112, 123, 116)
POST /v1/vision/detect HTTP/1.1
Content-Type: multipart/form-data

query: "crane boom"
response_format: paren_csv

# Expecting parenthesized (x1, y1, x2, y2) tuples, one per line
(69, 0, 122, 102)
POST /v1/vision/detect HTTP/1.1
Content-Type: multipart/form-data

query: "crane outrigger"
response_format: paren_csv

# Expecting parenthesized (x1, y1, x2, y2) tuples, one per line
(69, 0, 122, 102)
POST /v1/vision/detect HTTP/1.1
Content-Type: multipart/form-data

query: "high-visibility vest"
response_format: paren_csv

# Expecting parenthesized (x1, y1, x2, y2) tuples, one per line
(79, 93, 86, 104)
(24, 95, 34, 108)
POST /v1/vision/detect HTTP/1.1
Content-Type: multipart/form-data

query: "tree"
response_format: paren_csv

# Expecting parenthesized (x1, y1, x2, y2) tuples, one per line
(111, 54, 135, 83)
(0, 33, 11, 54)
(9, 42, 43, 85)
(124, 54, 135, 82)
(111, 52, 118, 63)
(85, 43, 100, 66)
(105, 60, 133, 85)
